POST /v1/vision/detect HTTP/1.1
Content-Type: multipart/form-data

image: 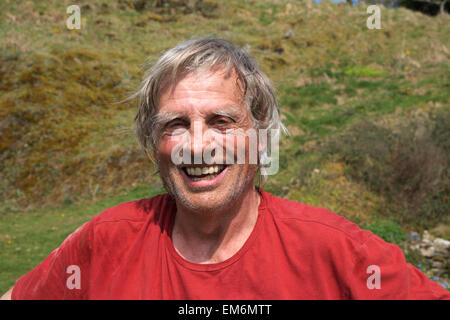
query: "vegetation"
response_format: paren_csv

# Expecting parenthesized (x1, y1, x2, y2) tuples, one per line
(325, 108, 449, 228)
(399, 0, 449, 16)
(0, 0, 449, 293)
(365, 220, 407, 244)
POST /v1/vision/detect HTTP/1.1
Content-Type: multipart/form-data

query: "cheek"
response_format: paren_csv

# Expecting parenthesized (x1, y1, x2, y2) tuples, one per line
(227, 133, 257, 165)
(157, 136, 185, 162)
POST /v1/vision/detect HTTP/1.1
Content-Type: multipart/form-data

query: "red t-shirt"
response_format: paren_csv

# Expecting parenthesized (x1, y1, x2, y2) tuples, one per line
(11, 189, 450, 299)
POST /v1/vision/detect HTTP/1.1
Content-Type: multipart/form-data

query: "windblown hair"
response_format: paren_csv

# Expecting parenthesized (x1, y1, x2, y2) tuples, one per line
(134, 36, 287, 175)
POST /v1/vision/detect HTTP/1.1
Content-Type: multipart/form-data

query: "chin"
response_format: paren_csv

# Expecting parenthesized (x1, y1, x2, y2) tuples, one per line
(174, 186, 239, 214)
(160, 163, 256, 213)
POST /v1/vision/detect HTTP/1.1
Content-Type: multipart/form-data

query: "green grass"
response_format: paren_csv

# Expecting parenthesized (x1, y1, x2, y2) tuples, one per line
(344, 65, 389, 78)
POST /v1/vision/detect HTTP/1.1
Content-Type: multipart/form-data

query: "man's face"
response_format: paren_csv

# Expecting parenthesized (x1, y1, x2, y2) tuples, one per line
(155, 68, 257, 212)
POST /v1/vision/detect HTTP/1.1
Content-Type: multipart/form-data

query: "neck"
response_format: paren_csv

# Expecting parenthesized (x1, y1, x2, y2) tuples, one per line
(171, 185, 261, 264)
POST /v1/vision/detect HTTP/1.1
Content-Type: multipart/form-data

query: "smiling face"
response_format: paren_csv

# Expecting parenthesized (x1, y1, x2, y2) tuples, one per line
(155, 68, 258, 213)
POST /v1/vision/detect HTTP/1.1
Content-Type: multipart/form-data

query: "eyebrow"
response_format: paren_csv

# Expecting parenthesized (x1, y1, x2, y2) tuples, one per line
(153, 105, 244, 128)
(152, 112, 185, 129)
(211, 105, 243, 120)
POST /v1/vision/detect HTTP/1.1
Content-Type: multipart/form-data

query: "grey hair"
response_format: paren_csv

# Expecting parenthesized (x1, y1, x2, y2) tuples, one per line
(134, 36, 287, 176)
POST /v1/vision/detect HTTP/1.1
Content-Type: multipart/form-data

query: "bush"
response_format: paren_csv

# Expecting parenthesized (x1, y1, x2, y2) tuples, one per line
(326, 109, 449, 228)
(398, 0, 449, 16)
(365, 220, 407, 244)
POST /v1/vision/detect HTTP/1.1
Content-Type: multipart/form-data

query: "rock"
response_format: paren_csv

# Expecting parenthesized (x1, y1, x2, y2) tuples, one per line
(408, 231, 421, 242)
(432, 239, 450, 258)
(422, 230, 433, 245)
(405, 230, 449, 283)
(433, 238, 450, 250)
(419, 246, 435, 258)
(422, 230, 432, 241)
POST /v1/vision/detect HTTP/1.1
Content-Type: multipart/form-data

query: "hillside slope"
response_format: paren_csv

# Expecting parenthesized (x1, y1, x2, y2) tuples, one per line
(1, 0, 448, 221)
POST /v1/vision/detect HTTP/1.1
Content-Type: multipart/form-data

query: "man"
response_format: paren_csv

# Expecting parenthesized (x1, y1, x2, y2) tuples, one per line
(2, 37, 449, 299)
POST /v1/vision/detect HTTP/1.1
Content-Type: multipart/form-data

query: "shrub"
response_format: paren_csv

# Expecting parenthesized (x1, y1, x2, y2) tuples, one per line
(365, 220, 407, 244)
(325, 109, 449, 228)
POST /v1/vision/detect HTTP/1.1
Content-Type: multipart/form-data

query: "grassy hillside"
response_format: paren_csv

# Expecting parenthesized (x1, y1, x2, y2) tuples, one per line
(0, 0, 449, 293)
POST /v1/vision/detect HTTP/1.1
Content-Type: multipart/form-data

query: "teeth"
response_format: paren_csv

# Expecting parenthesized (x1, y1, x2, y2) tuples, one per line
(190, 175, 215, 181)
(185, 165, 224, 177)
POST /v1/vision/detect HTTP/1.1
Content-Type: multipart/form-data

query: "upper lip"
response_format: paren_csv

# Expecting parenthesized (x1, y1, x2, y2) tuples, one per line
(179, 164, 228, 168)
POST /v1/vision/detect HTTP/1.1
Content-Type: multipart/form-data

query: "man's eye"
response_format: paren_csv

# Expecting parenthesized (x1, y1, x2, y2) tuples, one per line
(168, 121, 187, 128)
(213, 117, 233, 126)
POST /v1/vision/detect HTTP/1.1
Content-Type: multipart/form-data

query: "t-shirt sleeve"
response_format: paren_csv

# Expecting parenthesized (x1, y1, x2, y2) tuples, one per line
(347, 233, 450, 300)
(11, 220, 93, 300)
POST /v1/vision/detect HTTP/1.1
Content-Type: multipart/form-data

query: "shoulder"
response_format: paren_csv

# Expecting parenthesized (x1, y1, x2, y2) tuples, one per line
(91, 192, 173, 227)
(69, 194, 174, 265)
(85, 192, 175, 247)
(260, 189, 371, 246)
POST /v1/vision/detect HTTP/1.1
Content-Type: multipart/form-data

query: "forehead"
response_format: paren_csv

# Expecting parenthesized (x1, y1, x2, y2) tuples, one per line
(158, 68, 245, 115)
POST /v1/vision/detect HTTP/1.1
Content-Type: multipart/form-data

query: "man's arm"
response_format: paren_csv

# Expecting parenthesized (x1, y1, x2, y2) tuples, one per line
(1, 287, 13, 300)
(349, 233, 450, 299)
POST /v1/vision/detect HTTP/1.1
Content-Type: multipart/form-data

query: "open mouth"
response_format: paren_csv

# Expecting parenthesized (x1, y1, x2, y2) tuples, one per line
(181, 165, 227, 181)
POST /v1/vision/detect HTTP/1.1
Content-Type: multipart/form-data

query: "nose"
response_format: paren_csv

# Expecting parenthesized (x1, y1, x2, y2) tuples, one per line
(189, 120, 212, 164)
